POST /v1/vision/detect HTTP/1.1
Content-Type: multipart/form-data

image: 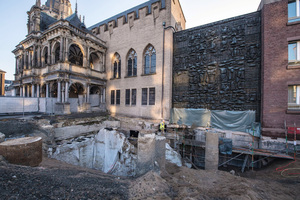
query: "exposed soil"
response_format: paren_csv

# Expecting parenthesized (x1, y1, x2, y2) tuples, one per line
(0, 115, 299, 199)
(0, 156, 299, 200)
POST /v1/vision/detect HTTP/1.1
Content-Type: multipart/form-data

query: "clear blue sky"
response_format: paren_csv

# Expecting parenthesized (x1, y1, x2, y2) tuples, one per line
(0, 0, 261, 80)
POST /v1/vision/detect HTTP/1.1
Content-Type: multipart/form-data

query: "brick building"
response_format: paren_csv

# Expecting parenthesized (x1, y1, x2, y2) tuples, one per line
(260, 0, 300, 138)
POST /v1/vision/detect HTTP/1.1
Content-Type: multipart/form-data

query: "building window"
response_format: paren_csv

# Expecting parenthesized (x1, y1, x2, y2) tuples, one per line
(288, 42, 300, 63)
(149, 87, 155, 105)
(54, 45, 60, 63)
(127, 49, 137, 77)
(116, 90, 120, 105)
(288, 0, 300, 22)
(69, 44, 83, 66)
(132, 89, 136, 105)
(288, 85, 300, 109)
(142, 88, 148, 105)
(112, 53, 121, 79)
(144, 45, 156, 75)
(125, 89, 130, 105)
(111, 90, 115, 105)
(43, 47, 48, 66)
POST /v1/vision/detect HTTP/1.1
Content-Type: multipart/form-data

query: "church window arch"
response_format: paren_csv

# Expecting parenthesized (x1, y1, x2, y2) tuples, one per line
(89, 51, 103, 72)
(69, 44, 83, 66)
(143, 44, 156, 75)
(112, 53, 121, 79)
(53, 42, 60, 64)
(127, 49, 137, 77)
(42, 46, 48, 67)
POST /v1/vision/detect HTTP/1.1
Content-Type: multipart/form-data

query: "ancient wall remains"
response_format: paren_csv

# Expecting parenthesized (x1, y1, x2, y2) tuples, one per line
(173, 12, 261, 120)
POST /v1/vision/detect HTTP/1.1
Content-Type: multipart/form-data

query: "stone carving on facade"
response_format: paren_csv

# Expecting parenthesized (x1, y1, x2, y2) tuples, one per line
(173, 12, 261, 119)
(12, 0, 107, 114)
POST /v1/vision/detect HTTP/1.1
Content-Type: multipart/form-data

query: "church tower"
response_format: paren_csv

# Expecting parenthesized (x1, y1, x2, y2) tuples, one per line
(42, 0, 73, 19)
(27, 0, 42, 34)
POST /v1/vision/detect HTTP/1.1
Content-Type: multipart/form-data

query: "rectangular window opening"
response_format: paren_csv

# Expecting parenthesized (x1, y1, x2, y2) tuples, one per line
(288, 85, 300, 110)
(142, 88, 148, 105)
(149, 87, 155, 105)
(126, 89, 130, 105)
(132, 89, 137, 105)
(289, 0, 300, 22)
(116, 90, 120, 105)
(111, 90, 115, 105)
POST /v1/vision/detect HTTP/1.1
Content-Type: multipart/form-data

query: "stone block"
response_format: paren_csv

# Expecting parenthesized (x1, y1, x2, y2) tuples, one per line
(155, 136, 166, 170)
(205, 132, 219, 171)
(0, 137, 42, 167)
(137, 133, 156, 176)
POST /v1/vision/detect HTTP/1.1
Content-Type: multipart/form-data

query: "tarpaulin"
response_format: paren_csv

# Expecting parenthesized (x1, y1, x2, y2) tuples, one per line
(170, 108, 260, 137)
(170, 108, 211, 127)
(211, 110, 255, 132)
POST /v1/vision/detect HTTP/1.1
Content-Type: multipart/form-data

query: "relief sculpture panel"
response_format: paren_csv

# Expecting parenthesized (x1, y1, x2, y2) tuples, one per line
(173, 12, 261, 120)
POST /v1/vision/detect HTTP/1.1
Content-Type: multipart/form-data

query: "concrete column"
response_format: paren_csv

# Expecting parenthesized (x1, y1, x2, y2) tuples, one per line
(37, 84, 40, 98)
(31, 85, 35, 97)
(20, 87, 23, 97)
(57, 80, 61, 102)
(205, 132, 219, 171)
(65, 81, 69, 102)
(46, 83, 49, 98)
(64, 38, 69, 62)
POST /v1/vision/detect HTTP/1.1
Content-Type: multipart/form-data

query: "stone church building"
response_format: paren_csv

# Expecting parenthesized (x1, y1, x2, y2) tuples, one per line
(12, 0, 185, 119)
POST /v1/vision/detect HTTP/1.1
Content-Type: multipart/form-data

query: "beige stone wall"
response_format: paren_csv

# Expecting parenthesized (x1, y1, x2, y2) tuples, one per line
(94, 0, 185, 120)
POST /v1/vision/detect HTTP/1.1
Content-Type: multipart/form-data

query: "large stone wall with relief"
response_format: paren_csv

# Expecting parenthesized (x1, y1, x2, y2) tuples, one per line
(173, 12, 261, 120)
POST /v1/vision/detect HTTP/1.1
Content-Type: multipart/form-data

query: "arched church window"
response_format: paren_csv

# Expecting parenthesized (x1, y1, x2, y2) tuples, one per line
(127, 49, 137, 77)
(112, 53, 121, 78)
(89, 52, 102, 71)
(69, 44, 83, 66)
(43, 47, 48, 65)
(54, 44, 60, 63)
(144, 45, 156, 75)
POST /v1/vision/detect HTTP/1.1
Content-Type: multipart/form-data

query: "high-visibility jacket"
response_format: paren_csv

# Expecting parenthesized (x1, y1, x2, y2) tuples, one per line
(160, 122, 165, 131)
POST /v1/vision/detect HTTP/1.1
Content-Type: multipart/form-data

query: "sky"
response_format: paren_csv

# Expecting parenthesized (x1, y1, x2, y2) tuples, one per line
(0, 0, 261, 80)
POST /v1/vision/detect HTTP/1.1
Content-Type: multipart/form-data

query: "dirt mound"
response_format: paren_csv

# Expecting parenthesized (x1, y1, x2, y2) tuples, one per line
(0, 157, 299, 199)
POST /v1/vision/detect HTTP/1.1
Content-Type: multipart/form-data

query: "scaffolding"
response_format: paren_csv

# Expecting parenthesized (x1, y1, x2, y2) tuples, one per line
(165, 125, 295, 172)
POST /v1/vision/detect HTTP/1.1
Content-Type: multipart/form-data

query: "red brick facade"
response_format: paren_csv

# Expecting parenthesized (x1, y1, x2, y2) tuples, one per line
(261, 0, 300, 138)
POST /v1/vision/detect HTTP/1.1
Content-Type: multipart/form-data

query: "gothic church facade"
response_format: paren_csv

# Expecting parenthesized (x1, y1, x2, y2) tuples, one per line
(12, 0, 185, 119)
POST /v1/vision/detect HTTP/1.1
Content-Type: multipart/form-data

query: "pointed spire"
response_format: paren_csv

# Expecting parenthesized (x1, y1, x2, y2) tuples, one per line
(83, 16, 85, 24)
(36, 0, 41, 7)
(75, 0, 78, 14)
